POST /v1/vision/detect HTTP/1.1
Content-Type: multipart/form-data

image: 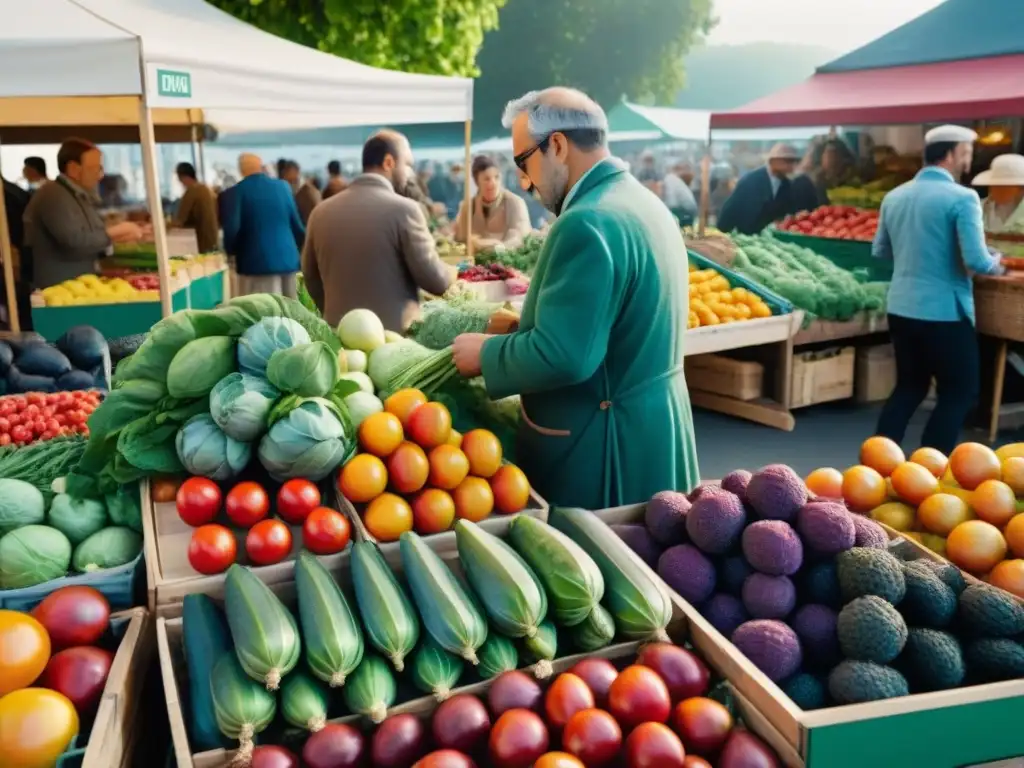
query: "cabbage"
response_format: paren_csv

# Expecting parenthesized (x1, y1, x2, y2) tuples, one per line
(0, 525, 71, 588)
(72, 527, 143, 572)
(166, 336, 238, 398)
(105, 483, 143, 532)
(342, 349, 368, 373)
(48, 494, 108, 545)
(344, 391, 383, 426)
(258, 397, 355, 482)
(176, 414, 252, 481)
(339, 371, 374, 394)
(366, 340, 433, 392)
(337, 309, 386, 352)
(209, 372, 280, 442)
(238, 317, 311, 376)
(0, 479, 46, 535)
(266, 342, 339, 398)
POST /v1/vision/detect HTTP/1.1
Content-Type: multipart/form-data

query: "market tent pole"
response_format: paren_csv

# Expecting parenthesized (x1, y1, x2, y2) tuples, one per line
(464, 119, 473, 262)
(0, 138, 17, 332)
(138, 99, 174, 318)
(698, 154, 711, 237)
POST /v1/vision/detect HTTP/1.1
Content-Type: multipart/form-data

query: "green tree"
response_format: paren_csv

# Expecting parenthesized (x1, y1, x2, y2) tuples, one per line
(473, 0, 715, 133)
(208, 0, 506, 76)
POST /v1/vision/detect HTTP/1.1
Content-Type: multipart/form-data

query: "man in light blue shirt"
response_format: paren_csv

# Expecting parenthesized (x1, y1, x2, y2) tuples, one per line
(873, 124, 1004, 454)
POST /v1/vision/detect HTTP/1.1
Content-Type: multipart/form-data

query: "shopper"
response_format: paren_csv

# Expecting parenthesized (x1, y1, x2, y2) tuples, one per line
(453, 155, 532, 252)
(661, 161, 699, 226)
(281, 160, 322, 226)
(716, 143, 802, 234)
(172, 162, 219, 253)
(323, 160, 346, 199)
(874, 125, 1004, 454)
(22, 157, 48, 189)
(301, 130, 454, 331)
(451, 87, 699, 509)
(221, 153, 304, 299)
(972, 154, 1024, 233)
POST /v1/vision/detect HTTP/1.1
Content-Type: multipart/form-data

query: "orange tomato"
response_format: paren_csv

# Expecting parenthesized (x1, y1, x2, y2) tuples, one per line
(890, 461, 939, 506)
(946, 520, 1008, 574)
(1005, 513, 1024, 558)
(534, 753, 585, 768)
(859, 436, 905, 478)
(384, 389, 428, 430)
(411, 489, 456, 535)
(427, 445, 470, 491)
(452, 476, 495, 522)
(0, 688, 79, 766)
(338, 454, 388, 504)
(989, 559, 1024, 599)
(805, 467, 843, 499)
(406, 402, 453, 450)
(909, 447, 949, 478)
(842, 465, 888, 512)
(971, 480, 1017, 528)
(1001, 456, 1024, 495)
(490, 465, 531, 514)
(461, 429, 503, 479)
(0, 611, 51, 696)
(917, 493, 972, 536)
(362, 493, 414, 542)
(358, 412, 405, 458)
(387, 442, 430, 495)
(949, 442, 1002, 491)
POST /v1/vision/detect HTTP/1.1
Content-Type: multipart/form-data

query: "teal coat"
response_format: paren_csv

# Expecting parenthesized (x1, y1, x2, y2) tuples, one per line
(480, 159, 699, 510)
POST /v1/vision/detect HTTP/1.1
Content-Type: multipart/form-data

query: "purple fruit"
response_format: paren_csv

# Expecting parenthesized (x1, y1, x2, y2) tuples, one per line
(687, 482, 722, 503)
(658, 544, 717, 605)
(686, 490, 747, 554)
(721, 469, 753, 498)
(717, 555, 753, 597)
(852, 514, 889, 549)
(742, 573, 796, 619)
(790, 603, 840, 668)
(703, 593, 749, 637)
(798, 501, 856, 556)
(741, 520, 803, 576)
(611, 524, 662, 568)
(731, 620, 802, 682)
(745, 464, 808, 522)
(645, 491, 691, 546)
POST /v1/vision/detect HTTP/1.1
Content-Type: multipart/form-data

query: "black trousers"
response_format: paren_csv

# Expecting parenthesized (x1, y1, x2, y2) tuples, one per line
(876, 313, 979, 455)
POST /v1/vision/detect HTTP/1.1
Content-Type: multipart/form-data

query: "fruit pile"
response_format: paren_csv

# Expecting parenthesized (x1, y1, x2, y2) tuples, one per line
(687, 264, 773, 329)
(39, 274, 160, 306)
(776, 205, 879, 241)
(0, 390, 99, 446)
(813, 438, 1024, 597)
(268, 648, 782, 768)
(173, 476, 352, 575)
(0, 587, 116, 764)
(340, 388, 530, 542)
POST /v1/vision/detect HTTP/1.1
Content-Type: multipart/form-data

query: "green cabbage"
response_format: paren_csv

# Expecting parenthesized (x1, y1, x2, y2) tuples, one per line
(266, 342, 339, 398)
(0, 525, 71, 588)
(48, 494, 108, 545)
(237, 316, 310, 377)
(166, 336, 238, 398)
(72, 527, 143, 572)
(366, 340, 433, 393)
(258, 397, 355, 482)
(105, 483, 142, 533)
(0, 478, 46, 535)
(210, 372, 281, 441)
(176, 414, 252, 481)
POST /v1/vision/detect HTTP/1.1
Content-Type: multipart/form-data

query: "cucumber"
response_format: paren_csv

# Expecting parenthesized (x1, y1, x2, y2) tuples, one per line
(400, 531, 488, 665)
(411, 638, 465, 702)
(181, 595, 233, 751)
(568, 604, 616, 652)
(508, 515, 605, 627)
(476, 631, 519, 679)
(281, 670, 329, 733)
(550, 507, 672, 641)
(295, 551, 364, 686)
(454, 520, 548, 638)
(210, 653, 276, 752)
(224, 564, 302, 690)
(343, 654, 397, 724)
(521, 618, 558, 679)
(351, 541, 420, 672)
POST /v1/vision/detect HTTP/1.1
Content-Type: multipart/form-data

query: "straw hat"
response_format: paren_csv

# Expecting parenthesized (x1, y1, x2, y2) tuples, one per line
(972, 154, 1024, 186)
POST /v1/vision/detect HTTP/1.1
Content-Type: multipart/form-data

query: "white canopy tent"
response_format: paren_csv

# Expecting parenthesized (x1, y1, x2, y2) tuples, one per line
(0, 0, 474, 330)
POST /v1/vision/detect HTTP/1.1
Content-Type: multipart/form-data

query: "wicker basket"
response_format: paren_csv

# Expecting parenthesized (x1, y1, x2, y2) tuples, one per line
(975, 274, 1024, 342)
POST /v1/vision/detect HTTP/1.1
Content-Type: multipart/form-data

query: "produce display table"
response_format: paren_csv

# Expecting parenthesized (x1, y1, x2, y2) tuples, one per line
(792, 313, 889, 346)
(974, 273, 1024, 441)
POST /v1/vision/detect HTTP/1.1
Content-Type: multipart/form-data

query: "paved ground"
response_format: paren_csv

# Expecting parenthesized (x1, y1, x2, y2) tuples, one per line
(692, 400, 1024, 480)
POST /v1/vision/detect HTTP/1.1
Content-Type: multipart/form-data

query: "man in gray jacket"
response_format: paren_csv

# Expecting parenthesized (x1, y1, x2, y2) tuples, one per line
(24, 138, 141, 289)
(301, 130, 454, 331)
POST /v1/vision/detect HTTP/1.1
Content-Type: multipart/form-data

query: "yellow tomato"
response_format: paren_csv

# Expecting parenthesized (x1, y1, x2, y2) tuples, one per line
(0, 689, 79, 768)
(0, 611, 50, 696)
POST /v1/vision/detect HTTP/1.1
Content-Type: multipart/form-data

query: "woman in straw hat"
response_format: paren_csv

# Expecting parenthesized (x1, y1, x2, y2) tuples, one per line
(972, 154, 1024, 234)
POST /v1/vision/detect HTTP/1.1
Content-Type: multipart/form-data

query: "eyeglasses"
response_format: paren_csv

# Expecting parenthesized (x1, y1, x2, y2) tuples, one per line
(513, 136, 552, 173)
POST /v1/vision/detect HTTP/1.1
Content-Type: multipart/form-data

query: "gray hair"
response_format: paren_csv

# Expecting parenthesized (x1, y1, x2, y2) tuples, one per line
(502, 89, 609, 150)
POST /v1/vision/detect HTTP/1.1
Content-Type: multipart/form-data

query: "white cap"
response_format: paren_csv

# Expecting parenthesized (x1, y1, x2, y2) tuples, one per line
(972, 154, 1024, 186)
(924, 124, 978, 145)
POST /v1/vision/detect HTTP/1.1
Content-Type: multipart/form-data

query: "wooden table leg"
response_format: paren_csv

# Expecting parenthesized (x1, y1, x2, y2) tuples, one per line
(990, 339, 1008, 443)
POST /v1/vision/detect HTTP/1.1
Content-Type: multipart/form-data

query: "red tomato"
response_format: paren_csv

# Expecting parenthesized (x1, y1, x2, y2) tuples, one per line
(246, 519, 293, 566)
(277, 479, 321, 525)
(11, 425, 31, 444)
(32, 586, 111, 648)
(44, 418, 60, 433)
(0, 417, 9, 433)
(24, 404, 40, 419)
(26, 393, 45, 406)
(7, 413, 19, 427)
(57, 392, 73, 407)
(188, 524, 237, 574)
(176, 477, 222, 527)
(302, 507, 351, 555)
(226, 482, 270, 528)
(10, 396, 26, 410)
(39, 646, 113, 715)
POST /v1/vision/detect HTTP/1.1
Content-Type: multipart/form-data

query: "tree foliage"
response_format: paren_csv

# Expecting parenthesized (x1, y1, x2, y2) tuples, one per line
(208, 0, 506, 76)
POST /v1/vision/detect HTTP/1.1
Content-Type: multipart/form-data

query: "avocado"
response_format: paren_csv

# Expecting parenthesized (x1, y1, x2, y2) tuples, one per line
(800, 560, 842, 609)
(828, 660, 909, 704)
(838, 595, 908, 664)
(781, 672, 828, 710)
(965, 638, 1024, 682)
(958, 584, 1024, 638)
(897, 628, 965, 692)
(836, 547, 906, 604)
(900, 561, 957, 628)
(916, 559, 967, 595)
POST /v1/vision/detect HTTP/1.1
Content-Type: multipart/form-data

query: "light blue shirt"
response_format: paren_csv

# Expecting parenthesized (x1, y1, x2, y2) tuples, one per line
(873, 166, 1003, 323)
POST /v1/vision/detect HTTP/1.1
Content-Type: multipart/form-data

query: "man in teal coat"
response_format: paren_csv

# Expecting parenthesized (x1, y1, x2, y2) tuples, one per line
(452, 87, 699, 510)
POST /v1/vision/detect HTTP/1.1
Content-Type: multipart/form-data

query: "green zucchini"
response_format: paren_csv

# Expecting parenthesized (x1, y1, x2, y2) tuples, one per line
(521, 618, 558, 679)
(295, 551, 364, 686)
(280, 670, 329, 733)
(351, 540, 420, 672)
(477, 631, 520, 679)
(411, 638, 465, 702)
(210, 653, 276, 751)
(454, 520, 548, 638)
(224, 564, 302, 690)
(181, 595, 233, 752)
(568, 604, 616, 652)
(400, 531, 488, 665)
(550, 507, 672, 641)
(508, 515, 605, 627)
(343, 654, 397, 723)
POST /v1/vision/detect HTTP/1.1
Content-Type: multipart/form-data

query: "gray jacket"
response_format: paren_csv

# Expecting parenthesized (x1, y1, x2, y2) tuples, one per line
(25, 176, 109, 289)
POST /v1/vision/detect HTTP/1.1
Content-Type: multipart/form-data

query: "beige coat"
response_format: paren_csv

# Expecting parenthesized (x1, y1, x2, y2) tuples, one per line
(301, 174, 454, 332)
(454, 192, 532, 249)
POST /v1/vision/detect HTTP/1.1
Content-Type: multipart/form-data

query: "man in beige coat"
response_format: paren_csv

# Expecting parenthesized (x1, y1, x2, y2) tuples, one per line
(302, 130, 454, 331)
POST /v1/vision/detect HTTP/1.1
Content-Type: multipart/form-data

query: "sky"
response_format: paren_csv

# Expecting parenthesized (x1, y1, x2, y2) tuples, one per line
(706, 0, 946, 53)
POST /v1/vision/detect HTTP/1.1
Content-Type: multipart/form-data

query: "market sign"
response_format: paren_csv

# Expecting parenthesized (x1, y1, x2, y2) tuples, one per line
(156, 69, 192, 99)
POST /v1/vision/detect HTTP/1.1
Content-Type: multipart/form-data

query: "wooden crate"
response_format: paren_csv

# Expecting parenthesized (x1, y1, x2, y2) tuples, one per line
(790, 346, 855, 408)
(686, 354, 765, 401)
(854, 344, 896, 403)
(593, 505, 1024, 768)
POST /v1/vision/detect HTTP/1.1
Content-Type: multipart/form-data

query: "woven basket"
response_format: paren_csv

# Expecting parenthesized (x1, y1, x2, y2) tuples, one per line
(975, 275, 1024, 342)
